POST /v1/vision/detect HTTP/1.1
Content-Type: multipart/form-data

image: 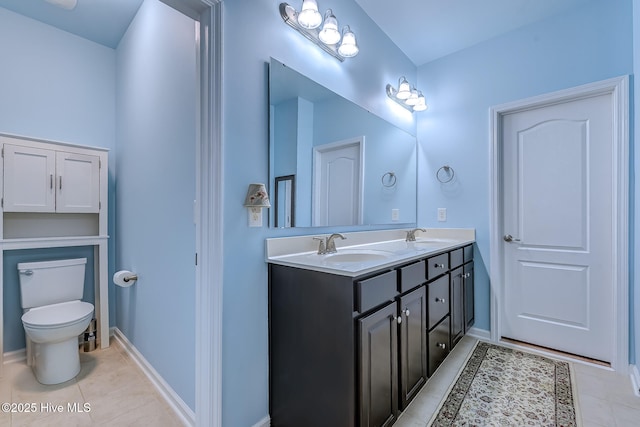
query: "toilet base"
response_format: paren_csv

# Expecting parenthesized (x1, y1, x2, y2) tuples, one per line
(32, 337, 81, 385)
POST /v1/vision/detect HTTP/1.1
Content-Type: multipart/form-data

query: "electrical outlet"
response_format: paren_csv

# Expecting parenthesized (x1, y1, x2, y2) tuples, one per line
(437, 208, 447, 222)
(391, 209, 400, 221)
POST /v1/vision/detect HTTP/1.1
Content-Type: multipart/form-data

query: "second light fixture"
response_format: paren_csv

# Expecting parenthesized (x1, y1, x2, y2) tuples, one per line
(386, 76, 428, 112)
(280, 1, 359, 61)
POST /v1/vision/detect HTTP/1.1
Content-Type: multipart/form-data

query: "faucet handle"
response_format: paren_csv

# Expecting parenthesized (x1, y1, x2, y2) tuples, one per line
(313, 237, 326, 255)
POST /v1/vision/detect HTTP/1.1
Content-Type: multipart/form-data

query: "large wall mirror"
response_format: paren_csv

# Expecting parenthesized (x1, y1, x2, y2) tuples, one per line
(269, 58, 417, 228)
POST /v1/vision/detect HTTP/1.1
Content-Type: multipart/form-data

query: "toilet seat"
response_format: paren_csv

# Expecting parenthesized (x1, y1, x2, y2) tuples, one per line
(22, 301, 93, 329)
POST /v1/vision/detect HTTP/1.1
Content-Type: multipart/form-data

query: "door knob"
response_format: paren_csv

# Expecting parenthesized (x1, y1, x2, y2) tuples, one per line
(503, 234, 521, 243)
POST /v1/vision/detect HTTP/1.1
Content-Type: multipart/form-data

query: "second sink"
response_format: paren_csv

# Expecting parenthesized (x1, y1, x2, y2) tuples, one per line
(323, 250, 393, 264)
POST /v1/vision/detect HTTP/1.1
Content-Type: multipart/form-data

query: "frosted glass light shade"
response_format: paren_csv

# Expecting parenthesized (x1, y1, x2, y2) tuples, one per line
(338, 26, 359, 57)
(396, 77, 411, 100)
(405, 88, 420, 106)
(413, 92, 428, 111)
(319, 9, 340, 45)
(298, 0, 322, 29)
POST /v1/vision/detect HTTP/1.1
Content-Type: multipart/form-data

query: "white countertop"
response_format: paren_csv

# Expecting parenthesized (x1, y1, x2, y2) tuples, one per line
(266, 228, 475, 277)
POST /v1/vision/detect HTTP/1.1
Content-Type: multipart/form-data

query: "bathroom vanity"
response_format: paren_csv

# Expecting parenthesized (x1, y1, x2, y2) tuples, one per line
(267, 229, 475, 427)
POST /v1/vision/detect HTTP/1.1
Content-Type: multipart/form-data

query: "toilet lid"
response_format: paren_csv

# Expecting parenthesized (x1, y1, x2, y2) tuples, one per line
(22, 301, 94, 328)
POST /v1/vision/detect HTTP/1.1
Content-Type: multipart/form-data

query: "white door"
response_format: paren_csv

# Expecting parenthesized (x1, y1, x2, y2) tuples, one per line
(3, 144, 56, 212)
(501, 92, 614, 362)
(56, 152, 100, 213)
(313, 138, 363, 226)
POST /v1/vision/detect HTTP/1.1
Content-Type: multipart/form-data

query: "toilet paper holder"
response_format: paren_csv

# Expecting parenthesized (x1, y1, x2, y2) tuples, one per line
(113, 270, 138, 287)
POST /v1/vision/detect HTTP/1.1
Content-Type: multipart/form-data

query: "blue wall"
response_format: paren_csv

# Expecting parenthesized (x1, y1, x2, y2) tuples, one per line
(115, 0, 197, 411)
(222, 0, 416, 424)
(0, 7, 116, 352)
(416, 1, 633, 335)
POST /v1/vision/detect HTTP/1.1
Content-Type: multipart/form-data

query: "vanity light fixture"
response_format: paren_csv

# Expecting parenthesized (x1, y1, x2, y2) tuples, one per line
(280, 2, 359, 61)
(244, 183, 271, 227)
(386, 76, 428, 112)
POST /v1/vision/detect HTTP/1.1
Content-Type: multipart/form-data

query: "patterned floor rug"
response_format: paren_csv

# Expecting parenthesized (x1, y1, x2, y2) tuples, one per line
(429, 341, 578, 427)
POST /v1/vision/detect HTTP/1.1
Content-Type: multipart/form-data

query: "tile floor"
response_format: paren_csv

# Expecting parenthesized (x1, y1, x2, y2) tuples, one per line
(0, 337, 184, 426)
(1, 335, 639, 426)
(396, 336, 640, 427)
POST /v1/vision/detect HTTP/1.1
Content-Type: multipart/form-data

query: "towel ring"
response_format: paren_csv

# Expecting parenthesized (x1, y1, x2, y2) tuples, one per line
(382, 172, 397, 187)
(436, 165, 455, 183)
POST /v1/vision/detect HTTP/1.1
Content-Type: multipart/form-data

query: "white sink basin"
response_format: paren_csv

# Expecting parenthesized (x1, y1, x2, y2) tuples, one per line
(324, 250, 392, 264)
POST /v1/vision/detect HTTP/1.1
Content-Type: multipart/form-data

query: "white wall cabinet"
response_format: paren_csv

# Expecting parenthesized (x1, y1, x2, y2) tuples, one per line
(0, 134, 109, 375)
(3, 144, 100, 213)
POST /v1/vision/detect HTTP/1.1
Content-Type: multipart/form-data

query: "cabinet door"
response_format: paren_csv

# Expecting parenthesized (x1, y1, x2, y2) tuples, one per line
(3, 144, 56, 212)
(359, 302, 398, 427)
(55, 152, 100, 213)
(428, 316, 450, 376)
(464, 261, 475, 332)
(399, 287, 426, 409)
(450, 266, 464, 348)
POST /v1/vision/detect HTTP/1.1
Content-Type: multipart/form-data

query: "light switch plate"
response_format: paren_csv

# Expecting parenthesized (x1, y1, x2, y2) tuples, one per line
(437, 208, 447, 222)
(391, 209, 400, 221)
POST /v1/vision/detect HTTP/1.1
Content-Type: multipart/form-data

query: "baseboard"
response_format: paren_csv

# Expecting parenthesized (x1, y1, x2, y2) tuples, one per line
(467, 327, 491, 340)
(112, 328, 195, 427)
(252, 415, 271, 427)
(629, 364, 640, 397)
(2, 348, 26, 364)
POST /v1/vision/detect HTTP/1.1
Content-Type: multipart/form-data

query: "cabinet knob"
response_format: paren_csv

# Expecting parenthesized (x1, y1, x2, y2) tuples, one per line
(403, 308, 410, 317)
(392, 316, 402, 325)
(435, 297, 446, 304)
(437, 342, 446, 349)
(463, 273, 471, 279)
(434, 263, 445, 269)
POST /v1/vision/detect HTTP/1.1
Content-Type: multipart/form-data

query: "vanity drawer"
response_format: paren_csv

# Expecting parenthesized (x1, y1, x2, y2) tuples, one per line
(428, 316, 450, 376)
(427, 253, 449, 280)
(355, 270, 398, 314)
(450, 248, 464, 269)
(427, 275, 449, 329)
(398, 260, 426, 293)
(464, 244, 473, 263)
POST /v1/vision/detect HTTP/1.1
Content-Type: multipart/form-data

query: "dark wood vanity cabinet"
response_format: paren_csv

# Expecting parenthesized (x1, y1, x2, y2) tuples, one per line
(269, 243, 474, 427)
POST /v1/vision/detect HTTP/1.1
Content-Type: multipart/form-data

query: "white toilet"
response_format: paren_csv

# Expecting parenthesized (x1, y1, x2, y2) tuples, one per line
(18, 258, 94, 385)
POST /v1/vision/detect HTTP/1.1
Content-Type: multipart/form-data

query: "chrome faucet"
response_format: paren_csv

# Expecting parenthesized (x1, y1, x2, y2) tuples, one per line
(405, 228, 426, 242)
(314, 233, 346, 254)
(326, 233, 346, 253)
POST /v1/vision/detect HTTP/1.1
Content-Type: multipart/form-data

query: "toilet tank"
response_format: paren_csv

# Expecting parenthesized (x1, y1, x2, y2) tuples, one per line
(17, 258, 87, 309)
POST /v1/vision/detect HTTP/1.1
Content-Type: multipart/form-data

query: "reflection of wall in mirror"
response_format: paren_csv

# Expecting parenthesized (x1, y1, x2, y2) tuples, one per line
(269, 59, 417, 228)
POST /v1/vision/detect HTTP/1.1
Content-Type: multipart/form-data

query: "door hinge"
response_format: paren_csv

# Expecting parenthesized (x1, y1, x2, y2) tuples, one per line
(195, 253, 198, 266)
(1, 198, 3, 208)
(1, 147, 3, 158)
(99, 201, 101, 210)
(99, 159, 102, 169)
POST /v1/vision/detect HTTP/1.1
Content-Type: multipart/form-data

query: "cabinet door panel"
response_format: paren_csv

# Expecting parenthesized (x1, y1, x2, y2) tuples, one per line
(359, 302, 398, 427)
(399, 287, 426, 409)
(450, 267, 464, 348)
(464, 262, 475, 332)
(427, 275, 449, 329)
(428, 316, 450, 376)
(3, 145, 55, 212)
(56, 152, 100, 213)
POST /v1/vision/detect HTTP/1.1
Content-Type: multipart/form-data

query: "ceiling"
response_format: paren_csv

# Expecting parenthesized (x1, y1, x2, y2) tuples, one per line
(0, 0, 143, 48)
(0, 0, 589, 63)
(355, 0, 588, 66)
